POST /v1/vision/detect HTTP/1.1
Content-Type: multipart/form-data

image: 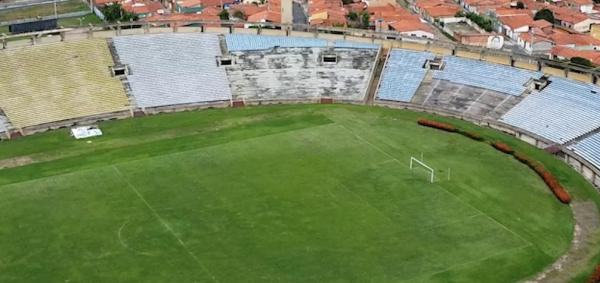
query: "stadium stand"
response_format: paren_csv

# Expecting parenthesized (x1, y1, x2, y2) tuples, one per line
(501, 77, 600, 144)
(226, 47, 378, 101)
(333, 40, 379, 49)
(0, 115, 8, 134)
(113, 33, 232, 108)
(568, 132, 600, 169)
(376, 49, 434, 102)
(412, 79, 524, 119)
(224, 34, 379, 51)
(433, 56, 543, 96)
(0, 39, 130, 129)
(226, 34, 328, 51)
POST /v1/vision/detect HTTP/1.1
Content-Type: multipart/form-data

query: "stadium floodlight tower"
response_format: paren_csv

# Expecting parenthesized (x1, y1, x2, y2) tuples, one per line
(410, 156, 435, 183)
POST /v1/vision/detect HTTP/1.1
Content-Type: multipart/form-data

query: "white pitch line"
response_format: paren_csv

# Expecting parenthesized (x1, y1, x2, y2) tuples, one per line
(112, 166, 220, 283)
(337, 124, 405, 167)
(435, 184, 534, 247)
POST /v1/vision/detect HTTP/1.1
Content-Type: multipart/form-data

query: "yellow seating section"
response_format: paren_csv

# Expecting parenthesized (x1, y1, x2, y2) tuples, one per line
(0, 39, 129, 128)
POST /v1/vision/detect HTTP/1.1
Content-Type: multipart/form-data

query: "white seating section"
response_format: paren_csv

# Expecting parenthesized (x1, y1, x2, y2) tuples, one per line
(225, 34, 379, 51)
(568, 132, 600, 169)
(376, 49, 434, 102)
(113, 33, 231, 108)
(501, 77, 600, 144)
(0, 115, 8, 133)
(433, 56, 543, 96)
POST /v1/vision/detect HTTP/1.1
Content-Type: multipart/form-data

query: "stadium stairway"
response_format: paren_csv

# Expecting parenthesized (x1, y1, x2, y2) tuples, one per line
(106, 38, 138, 109)
(410, 70, 436, 105)
(565, 126, 600, 147)
(365, 48, 388, 105)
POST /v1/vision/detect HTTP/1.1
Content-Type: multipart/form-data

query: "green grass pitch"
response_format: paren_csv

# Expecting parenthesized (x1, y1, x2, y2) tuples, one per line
(0, 104, 595, 282)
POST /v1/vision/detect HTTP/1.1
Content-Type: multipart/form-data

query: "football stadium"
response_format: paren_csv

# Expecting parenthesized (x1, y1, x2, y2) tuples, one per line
(2, 25, 600, 282)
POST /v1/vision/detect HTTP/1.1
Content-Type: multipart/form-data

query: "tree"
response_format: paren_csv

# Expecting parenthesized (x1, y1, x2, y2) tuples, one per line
(361, 12, 370, 29)
(233, 10, 245, 20)
(465, 12, 493, 32)
(516, 1, 525, 9)
(534, 8, 554, 23)
(571, 56, 593, 67)
(101, 3, 138, 23)
(347, 11, 358, 21)
(219, 9, 230, 20)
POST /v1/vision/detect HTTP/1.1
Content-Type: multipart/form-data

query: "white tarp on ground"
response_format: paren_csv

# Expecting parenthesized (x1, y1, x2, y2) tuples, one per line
(71, 126, 102, 139)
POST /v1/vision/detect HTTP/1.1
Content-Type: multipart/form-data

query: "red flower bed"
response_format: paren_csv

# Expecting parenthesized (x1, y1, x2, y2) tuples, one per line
(491, 142, 514, 154)
(459, 131, 484, 141)
(587, 263, 600, 283)
(513, 151, 571, 204)
(536, 167, 572, 204)
(417, 119, 457, 132)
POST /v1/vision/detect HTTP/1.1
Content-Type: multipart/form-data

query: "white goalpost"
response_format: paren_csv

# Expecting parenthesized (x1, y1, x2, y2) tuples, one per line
(410, 156, 435, 183)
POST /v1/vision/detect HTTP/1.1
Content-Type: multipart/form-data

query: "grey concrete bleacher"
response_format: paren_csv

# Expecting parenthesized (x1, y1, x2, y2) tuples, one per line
(113, 33, 232, 108)
(226, 47, 377, 101)
(412, 79, 524, 119)
(376, 49, 434, 102)
(433, 56, 542, 96)
(501, 77, 600, 144)
(568, 132, 600, 169)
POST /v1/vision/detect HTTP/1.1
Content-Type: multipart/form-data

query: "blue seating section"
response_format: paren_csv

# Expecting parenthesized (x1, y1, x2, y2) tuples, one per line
(433, 56, 543, 96)
(113, 33, 232, 108)
(568, 132, 600, 169)
(333, 40, 379, 49)
(225, 34, 379, 51)
(501, 77, 600, 144)
(226, 34, 327, 51)
(376, 49, 434, 102)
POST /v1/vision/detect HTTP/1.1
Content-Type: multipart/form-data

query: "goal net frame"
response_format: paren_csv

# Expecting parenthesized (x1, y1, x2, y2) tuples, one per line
(410, 156, 435, 183)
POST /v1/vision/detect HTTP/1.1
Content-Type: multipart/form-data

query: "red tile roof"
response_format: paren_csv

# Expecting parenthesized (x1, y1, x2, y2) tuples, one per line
(532, 19, 553, 29)
(567, 0, 593, 6)
(551, 46, 600, 64)
(494, 7, 531, 17)
(122, 0, 164, 15)
(143, 12, 221, 26)
(549, 6, 589, 23)
(247, 10, 282, 22)
(422, 5, 460, 18)
(229, 3, 267, 17)
(389, 19, 433, 33)
(202, 6, 221, 15)
(551, 32, 600, 46)
(499, 14, 534, 29)
(518, 31, 552, 43)
(344, 2, 366, 13)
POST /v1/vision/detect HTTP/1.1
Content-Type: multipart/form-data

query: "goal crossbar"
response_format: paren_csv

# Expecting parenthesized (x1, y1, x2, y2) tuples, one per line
(410, 157, 435, 183)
